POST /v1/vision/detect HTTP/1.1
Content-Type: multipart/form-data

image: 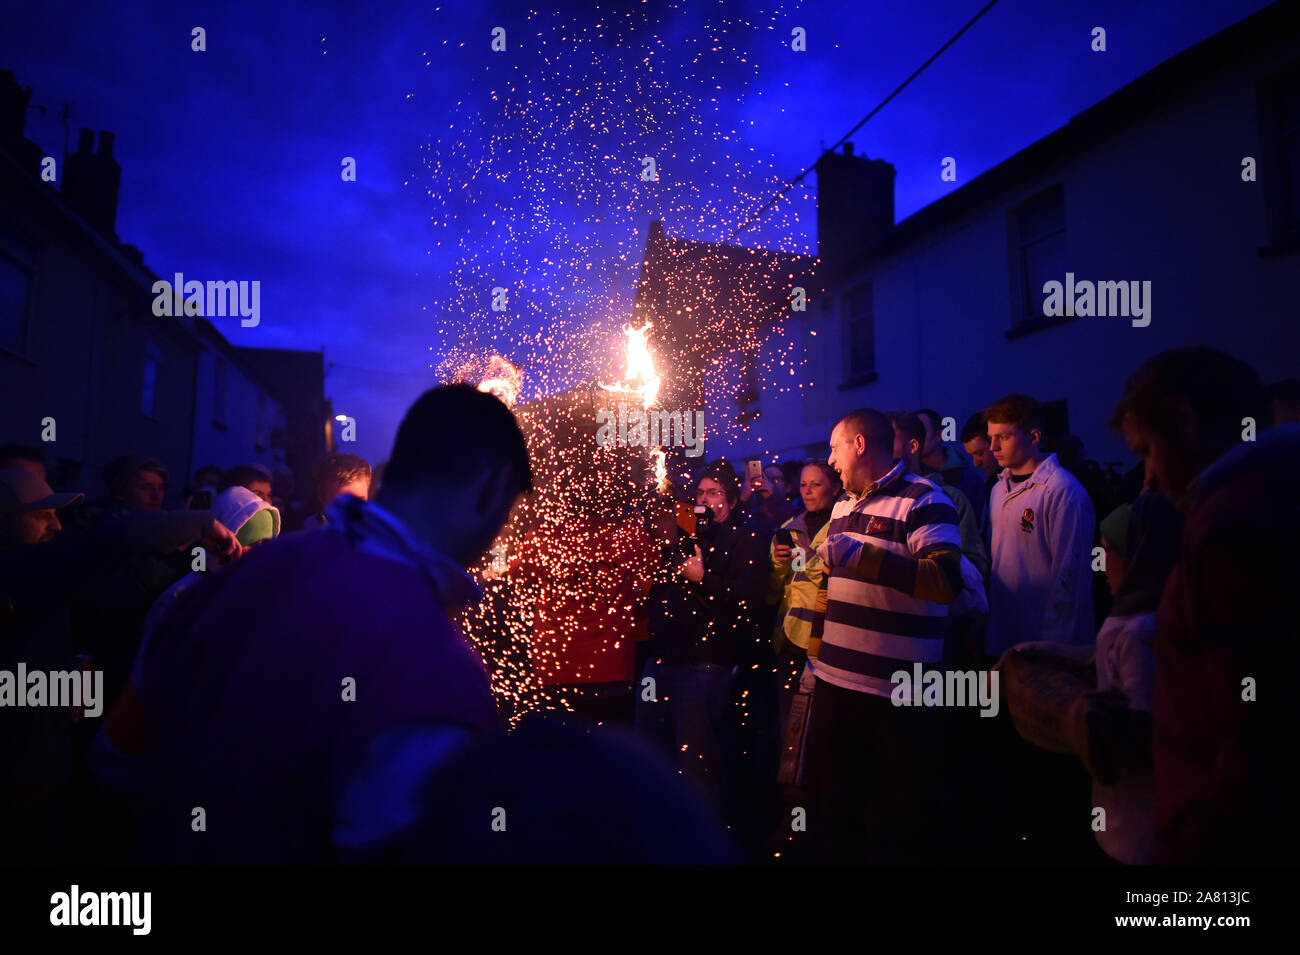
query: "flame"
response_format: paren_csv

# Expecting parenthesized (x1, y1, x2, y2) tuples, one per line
(599, 322, 660, 408)
(650, 448, 668, 492)
(474, 354, 523, 408)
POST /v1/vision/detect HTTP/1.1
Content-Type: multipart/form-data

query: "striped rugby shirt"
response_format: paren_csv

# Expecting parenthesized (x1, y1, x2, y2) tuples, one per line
(817, 459, 963, 698)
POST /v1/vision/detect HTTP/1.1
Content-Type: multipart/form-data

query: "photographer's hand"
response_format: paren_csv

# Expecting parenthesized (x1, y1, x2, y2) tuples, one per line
(678, 543, 704, 583)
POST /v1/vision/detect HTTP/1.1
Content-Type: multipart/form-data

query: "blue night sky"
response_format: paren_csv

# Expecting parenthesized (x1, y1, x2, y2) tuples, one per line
(2, 0, 1268, 465)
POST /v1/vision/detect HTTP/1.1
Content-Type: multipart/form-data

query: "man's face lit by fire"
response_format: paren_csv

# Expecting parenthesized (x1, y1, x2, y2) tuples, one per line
(696, 477, 732, 523)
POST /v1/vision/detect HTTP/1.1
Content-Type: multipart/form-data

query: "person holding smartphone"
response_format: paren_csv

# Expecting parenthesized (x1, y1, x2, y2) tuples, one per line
(640, 462, 768, 823)
(768, 462, 842, 733)
(740, 457, 797, 538)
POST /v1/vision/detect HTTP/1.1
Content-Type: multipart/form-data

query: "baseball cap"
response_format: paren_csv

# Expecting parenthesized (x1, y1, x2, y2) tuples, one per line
(0, 468, 84, 516)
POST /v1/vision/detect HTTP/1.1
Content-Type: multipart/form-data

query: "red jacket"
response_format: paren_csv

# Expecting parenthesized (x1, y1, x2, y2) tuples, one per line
(511, 511, 657, 685)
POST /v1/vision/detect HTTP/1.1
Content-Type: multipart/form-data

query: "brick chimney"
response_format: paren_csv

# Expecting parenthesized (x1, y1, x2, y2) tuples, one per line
(0, 70, 31, 142)
(63, 127, 121, 238)
(0, 69, 45, 176)
(814, 142, 896, 270)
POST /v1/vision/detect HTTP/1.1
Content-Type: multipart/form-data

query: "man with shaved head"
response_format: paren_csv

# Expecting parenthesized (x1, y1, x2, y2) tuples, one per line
(802, 408, 964, 863)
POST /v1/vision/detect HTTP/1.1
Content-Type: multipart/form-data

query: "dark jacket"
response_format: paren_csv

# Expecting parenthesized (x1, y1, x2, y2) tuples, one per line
(1153, 423, 1300, 863)
(647, 514, 769, 668)
(0, 510, 219, 863)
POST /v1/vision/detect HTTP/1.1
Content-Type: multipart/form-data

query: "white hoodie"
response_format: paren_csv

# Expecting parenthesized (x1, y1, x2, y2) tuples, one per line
(987, 453, 1096, 656)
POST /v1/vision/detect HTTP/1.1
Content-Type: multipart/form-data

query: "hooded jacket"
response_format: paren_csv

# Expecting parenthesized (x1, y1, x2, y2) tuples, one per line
(987, 453, 1096, 655)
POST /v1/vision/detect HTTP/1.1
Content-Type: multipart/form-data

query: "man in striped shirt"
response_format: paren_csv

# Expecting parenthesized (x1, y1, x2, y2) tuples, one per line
(803, 408, 964, 863)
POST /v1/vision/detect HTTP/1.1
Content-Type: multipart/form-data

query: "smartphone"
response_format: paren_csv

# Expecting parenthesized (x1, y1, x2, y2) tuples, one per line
(775, 528, 794, 547)
(746, 459, 763, 482)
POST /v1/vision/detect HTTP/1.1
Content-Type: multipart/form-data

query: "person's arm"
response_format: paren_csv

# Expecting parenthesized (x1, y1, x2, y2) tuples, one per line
(817, 491, 964, 604)
(943, 484, 990, 580)
(0, 511, 237, 597)
(1041, 485, 1096, 644)
(767, 527, 800, 605)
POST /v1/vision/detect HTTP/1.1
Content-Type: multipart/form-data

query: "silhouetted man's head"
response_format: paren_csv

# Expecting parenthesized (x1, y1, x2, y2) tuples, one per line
(1110, 347, 1264, 505)
(916, 408, 944, 462)
(312, 452, 372, 509)
(1267, 378, 1300, 428)
(886, 410, 927, 472)
(192, 465, 222, 491)
(377, 384, 532, 567)
(960, 412, 998, 477)
(377, 715, 737, 864)
(219, 465, 273, 504)
(104, 455, 169, 511)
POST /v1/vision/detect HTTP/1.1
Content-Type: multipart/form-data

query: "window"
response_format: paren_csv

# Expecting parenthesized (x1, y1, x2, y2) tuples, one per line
(1010, 185, 1067, 326)
(841, 282, 874, 381)
(141, 338, 161, 418)
(0, 235, 36, 355)
(214, 357, 228, 426)
(1259, 61, 1300, 246)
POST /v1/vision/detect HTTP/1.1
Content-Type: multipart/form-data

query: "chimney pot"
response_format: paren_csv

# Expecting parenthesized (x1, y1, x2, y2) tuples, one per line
(64, 127, 122, 238)
(815, 146, 896, 270)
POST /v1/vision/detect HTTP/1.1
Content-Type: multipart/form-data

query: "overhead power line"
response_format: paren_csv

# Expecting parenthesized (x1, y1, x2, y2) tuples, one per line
(725, 0, 1002, 244)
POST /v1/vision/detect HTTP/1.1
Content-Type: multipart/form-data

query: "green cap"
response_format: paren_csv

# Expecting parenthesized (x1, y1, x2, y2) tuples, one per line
(236, 508, 278, 547)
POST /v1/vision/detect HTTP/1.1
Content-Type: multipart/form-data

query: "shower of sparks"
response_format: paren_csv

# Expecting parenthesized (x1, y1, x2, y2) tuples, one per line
(419, 1, 823, 724)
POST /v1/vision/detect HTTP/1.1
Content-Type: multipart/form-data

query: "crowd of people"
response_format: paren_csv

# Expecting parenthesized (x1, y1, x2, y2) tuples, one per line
(1, 350, 1297, 864)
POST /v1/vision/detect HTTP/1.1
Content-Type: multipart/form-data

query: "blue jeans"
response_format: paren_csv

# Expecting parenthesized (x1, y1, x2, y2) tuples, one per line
(635, 659, 734, 811)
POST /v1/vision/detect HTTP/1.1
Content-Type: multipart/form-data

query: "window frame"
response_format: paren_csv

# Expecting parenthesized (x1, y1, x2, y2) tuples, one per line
(839, 280, 876, 387)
